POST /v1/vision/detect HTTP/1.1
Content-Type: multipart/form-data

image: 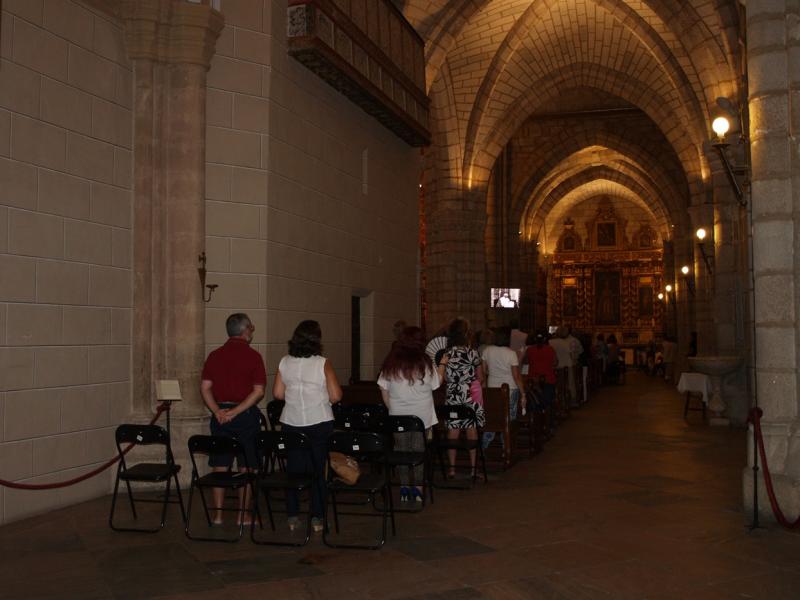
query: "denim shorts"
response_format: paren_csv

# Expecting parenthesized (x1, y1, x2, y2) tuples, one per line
(208, 404, 260, 469)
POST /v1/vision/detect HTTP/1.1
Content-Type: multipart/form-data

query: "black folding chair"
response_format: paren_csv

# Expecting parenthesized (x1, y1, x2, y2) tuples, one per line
(323, 431, 395, 550)
(109, 424, 186, 533)
(333, 402, 389, 432)
(432, 404, 488, 488)
(380, 415, 433, 510)
(257, 410, 269, 432)
(333, 403, 388, 432)
(266, 399, 285, 430)
(184, 435, 256, 543)
(251, 431, 315, 546)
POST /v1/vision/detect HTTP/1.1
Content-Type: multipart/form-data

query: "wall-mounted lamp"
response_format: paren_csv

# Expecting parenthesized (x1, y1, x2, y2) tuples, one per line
(657, 292, 664, 301)
(198, 252, 218, 303)
(663, 284, 678, 306)
(711, 113, 748, 207)
(695, 227, 713, 274)
(680, 264, 696, 296)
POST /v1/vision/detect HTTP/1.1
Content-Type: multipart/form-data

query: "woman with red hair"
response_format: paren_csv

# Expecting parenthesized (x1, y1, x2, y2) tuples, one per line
(377, 326, 442, 502)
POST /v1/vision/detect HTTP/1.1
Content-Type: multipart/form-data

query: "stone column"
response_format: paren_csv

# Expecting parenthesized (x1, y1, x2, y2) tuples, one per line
(743, 0, 800, 520)
(426, 185, 488, 333)
(120, 1, 223, 422)
(661, 241, 677, 338)
(163, 63, 208, 418)
(687, 202, 716, 355)
(712, 177, 740, 354)
(670, 232, 695, 376)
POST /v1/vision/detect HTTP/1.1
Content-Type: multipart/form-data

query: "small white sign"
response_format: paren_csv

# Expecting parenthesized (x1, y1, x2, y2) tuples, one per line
(397, 426, 404, 432)
(450, 412, 457, 419)
(345, 422, 351, 428)
(155, 380, 182, 401)
(278, 443, 285, 450)
(352, 444, 360, 451)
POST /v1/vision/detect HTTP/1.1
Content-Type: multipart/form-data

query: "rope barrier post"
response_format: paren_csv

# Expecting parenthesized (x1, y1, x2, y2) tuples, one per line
(164, 399, 172, 437)
(154, 379, 182, 440)
(748, 408, 762, 531)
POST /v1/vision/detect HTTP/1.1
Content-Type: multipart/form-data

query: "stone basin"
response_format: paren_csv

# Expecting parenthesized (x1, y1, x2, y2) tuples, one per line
(687, 355, 744, 426)
(688, 355, 743, 376)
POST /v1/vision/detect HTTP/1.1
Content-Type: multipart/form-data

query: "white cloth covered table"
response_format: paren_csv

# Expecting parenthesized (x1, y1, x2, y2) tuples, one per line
(676, 372, 711, 405)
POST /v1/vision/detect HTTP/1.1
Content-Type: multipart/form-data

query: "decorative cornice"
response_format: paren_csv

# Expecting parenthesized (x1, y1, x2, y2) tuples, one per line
(119, 0, 224, 69)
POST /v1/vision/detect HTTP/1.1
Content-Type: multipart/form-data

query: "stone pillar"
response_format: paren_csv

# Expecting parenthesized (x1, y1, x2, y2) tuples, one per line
(120, 1, 223, 422)
(688, 201, 716, 355)
(670, 232, 695, 376)
(426, 184, 488, 333)
(712, 177, 740, 354)
(743, 0, 800, 520)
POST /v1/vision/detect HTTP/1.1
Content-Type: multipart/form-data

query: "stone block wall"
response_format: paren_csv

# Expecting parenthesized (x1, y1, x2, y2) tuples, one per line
(0, 0, 420, 525)
(204, 0, 420, 387)
(0, 0, 133, 523)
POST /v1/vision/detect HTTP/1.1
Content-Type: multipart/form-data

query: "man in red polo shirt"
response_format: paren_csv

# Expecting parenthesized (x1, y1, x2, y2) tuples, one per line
(200, 313, 266, 525)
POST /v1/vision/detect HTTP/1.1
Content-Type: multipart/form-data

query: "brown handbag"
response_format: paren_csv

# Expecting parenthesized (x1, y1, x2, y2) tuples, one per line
(329, 451, 360, 485)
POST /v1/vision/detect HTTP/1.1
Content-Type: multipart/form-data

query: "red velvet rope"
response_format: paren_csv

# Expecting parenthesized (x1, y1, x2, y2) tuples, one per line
(748, 407, 800, 529)
(0, 403, 170, 491)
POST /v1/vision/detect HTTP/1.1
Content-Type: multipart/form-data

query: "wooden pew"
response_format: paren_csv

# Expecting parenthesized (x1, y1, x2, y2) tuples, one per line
(482, 384, 516, 470)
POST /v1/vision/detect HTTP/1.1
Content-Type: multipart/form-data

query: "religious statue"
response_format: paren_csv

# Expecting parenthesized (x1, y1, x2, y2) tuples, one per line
(563, 288, 578, 316)
(595, 272, 620, 324)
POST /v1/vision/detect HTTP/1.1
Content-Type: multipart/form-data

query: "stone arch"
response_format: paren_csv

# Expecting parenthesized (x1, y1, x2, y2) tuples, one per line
(404, 0, 738, 104)
(425, 61, 465, 198)
(461, 0, 711, 179)
(469, 69, 706, 198)
(541, 187, 663, 253)
(503, 120, 688, 221)
(521, 165, 674, 242)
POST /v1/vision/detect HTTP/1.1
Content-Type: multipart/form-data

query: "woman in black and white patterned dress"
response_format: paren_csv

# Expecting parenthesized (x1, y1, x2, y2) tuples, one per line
(438, 318, 485, 477)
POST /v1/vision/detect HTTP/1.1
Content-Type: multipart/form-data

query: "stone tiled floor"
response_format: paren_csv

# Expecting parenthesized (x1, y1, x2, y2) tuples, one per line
(3, 373, 800, 599)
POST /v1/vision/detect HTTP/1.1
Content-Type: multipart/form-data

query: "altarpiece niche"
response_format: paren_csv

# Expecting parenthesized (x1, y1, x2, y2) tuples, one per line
(548, 200, 664, 340)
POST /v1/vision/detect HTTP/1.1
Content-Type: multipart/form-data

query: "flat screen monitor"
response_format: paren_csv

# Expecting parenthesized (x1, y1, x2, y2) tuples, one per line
(490, 288, 520, 308)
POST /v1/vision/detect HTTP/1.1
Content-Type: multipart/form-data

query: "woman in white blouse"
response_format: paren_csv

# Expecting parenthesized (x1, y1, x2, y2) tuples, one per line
(481, 326, 526, 447)
(273, 320, 342, 532)
(377, 326, 441, 502)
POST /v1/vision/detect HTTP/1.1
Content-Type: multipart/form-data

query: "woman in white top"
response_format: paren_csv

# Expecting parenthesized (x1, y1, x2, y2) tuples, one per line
(377, 326, 441, 502)
(272, 320, 342, 532)
(481, 326, 527, 447)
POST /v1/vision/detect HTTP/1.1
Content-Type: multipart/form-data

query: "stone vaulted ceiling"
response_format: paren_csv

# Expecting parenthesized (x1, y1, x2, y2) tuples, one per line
(398, 0, 743, 234)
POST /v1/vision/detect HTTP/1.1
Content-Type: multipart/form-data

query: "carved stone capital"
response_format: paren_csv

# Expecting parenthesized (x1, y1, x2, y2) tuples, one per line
(120, 0, 224, 69)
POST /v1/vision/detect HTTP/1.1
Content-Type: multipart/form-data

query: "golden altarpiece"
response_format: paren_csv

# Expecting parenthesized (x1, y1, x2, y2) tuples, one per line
(547, 203, 664, 344)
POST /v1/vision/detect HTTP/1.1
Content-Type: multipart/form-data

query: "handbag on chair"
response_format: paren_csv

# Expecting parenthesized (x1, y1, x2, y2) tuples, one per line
(329, 451, 360, 485)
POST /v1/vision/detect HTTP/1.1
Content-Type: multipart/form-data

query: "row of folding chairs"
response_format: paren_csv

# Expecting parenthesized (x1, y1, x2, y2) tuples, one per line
(334, 402, 489, 490)
(109, 400, 489, 548)
(109, 415, 436, 549)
